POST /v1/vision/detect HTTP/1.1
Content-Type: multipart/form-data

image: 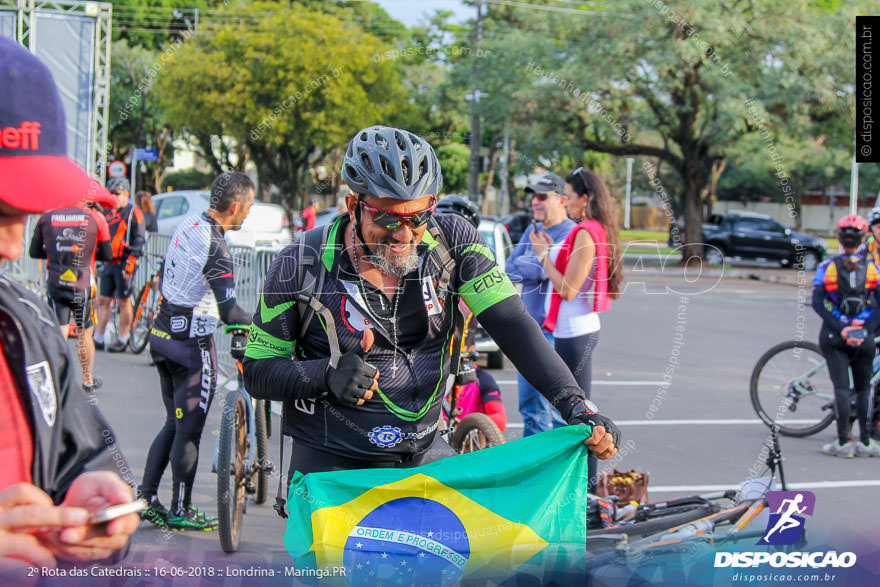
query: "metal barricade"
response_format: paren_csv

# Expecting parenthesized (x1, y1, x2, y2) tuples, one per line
(4, 220, 282, 381)
(214, 245, 282, 377)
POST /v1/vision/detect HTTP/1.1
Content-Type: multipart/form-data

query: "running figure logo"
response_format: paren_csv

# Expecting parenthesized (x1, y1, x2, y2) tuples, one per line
(758, 490, 815, 545)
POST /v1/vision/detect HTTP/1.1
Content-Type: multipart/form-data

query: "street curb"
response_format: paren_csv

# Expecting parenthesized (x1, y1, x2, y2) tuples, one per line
(624, 259, 808, 287)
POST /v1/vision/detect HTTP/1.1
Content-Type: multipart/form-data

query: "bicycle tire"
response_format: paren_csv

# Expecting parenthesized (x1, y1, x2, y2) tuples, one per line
(750, 340, 835, 437)
(450, 413, 504, 454)
(217, 390, 247, 553)
(128, 283, 154, 353)
(254, 399, 269, 505)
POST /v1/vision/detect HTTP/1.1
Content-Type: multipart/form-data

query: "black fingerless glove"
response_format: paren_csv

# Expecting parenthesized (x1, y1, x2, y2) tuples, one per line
(325, 348, 378, 405)
(567, 399, 622, 449)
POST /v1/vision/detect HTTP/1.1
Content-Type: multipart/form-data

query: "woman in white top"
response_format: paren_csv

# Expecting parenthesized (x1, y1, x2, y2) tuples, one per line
(530, 167, 622, 492)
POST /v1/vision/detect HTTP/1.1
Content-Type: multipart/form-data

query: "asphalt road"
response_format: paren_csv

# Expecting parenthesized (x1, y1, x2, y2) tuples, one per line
(82, 269, 879, 578)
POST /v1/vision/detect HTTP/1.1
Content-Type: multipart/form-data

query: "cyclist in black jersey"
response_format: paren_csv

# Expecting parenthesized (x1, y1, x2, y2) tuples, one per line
(812, 214, 880, 457)
(243, 126, 620, 485)
(138, 171, 254, 531)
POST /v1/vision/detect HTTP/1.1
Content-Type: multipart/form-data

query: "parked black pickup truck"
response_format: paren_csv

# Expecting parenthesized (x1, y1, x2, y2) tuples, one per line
(668, 211, 826, 270)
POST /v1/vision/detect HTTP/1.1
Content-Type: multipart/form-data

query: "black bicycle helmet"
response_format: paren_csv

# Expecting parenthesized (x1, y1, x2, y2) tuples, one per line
(436, 194, 480, 228)
(342, 125, 443, 200)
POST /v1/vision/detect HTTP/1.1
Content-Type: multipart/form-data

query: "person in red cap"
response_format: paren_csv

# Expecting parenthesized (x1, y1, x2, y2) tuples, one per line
(0, 37, 138, 574)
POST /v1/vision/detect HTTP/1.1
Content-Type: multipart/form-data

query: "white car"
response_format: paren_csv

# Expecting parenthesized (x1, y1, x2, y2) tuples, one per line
(226, 202, 292, 248)
(153, 191, 292, 248)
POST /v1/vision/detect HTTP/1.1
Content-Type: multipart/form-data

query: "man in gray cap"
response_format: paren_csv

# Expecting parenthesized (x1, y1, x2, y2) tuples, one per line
(94, 176, 145, 352)
(505, 172, 575, 436)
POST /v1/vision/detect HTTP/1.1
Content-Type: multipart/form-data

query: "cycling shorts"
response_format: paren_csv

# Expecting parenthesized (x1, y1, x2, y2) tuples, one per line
(46, 285, 93, 329)
(99, 262, 135, 298)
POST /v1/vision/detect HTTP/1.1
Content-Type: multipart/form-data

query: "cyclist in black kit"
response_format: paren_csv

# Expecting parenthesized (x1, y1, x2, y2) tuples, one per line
(138, 171, 254, 531)
(243, 126, 620, 485)
(29, 199, 113, 392)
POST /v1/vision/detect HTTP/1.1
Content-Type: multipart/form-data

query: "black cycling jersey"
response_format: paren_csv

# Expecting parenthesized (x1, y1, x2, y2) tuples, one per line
(243, 213, 586, 463)
(29, 204, 112, 290)
(152, 212, 250, 339)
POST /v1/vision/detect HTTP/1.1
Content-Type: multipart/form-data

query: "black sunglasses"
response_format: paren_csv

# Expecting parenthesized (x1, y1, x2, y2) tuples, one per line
(358, 196, 436, 231)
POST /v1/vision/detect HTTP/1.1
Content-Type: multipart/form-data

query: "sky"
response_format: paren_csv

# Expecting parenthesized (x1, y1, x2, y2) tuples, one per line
(374, 0, 471, 27)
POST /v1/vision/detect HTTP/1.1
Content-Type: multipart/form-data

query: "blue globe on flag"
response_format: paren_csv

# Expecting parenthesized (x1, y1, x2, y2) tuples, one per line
(343, 497, 470, 585)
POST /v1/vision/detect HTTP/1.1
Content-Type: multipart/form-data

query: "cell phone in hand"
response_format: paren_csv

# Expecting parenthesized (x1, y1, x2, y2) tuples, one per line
(848, 328, 868, 340)
(531, 219, 542, 233)
(88, 498, 148, 524)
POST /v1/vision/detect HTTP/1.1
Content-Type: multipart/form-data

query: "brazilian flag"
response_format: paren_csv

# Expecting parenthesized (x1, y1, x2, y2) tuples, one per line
(284, 427, 590, 584)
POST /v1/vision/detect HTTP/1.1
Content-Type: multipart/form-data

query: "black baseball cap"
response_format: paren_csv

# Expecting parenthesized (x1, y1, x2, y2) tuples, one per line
(0, 37, 116, 212)
(525, 172, 565, 195)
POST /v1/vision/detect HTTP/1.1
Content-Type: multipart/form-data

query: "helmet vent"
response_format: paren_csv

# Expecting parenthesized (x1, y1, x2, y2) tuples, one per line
(374, 134, 388, 150)
(394, 131, 408, 150)
(344, 164, 359, 181)
(401, 157, 411, 184)
(418, 155, 428, 180)
(379, 156, 394, 177)
(359, 152, 373, 173)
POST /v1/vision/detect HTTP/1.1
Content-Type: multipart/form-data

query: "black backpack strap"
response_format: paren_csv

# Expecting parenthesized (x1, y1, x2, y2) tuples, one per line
(424, 218, 467, 376)
(427, 218, 456, 296)
(275, 223, 338, 518)
(296, 224, 331, 338)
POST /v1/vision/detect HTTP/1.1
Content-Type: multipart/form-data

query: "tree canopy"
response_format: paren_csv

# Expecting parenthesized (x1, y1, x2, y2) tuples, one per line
(156, 2, 409, 209)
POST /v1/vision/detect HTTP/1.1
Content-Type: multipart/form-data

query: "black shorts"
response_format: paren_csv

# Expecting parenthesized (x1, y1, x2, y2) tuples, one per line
(99, 263, 135, 298)
(47, 285, 93, 329)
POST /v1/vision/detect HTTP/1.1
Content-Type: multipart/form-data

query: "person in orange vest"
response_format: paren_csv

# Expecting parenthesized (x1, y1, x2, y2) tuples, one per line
(94, 177, 145, 352)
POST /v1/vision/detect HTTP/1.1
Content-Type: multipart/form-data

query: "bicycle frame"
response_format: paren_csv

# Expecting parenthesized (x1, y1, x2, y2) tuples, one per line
(789, 335, 880, 401)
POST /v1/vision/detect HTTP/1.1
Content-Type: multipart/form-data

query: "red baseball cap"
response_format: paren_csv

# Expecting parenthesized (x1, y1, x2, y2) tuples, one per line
(0, 37, 116, 212)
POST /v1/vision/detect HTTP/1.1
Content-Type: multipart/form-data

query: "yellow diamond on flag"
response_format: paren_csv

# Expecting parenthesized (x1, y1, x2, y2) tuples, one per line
(59, 269, 77, 282)
(309, 473, 548, 583)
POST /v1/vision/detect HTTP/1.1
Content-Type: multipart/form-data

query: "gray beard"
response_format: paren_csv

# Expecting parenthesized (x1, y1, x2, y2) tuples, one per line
(365, 245, 419, 277)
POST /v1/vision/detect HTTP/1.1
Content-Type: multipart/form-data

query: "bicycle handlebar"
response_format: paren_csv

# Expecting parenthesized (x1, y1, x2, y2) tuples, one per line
(224, 324, 251, 335)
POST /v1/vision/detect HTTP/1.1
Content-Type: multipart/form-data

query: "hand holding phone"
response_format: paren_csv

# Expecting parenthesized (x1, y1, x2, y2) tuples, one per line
(88, 498, 147, 524)
(531, 219, 541, 233)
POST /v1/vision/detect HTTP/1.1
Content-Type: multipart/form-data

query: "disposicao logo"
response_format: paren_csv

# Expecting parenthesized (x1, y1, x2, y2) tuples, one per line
(759, 490, 814, 546)
(714, 491, 857, 570)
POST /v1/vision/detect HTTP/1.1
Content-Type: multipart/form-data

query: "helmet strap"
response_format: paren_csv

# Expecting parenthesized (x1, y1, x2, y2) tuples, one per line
(353, 198, 373, 259)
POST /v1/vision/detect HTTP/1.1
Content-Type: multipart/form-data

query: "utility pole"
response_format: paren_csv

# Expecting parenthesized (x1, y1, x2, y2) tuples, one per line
(624, 157, 634, 229)
(467, 0, 484, 204)
(499, 128, 510, 216)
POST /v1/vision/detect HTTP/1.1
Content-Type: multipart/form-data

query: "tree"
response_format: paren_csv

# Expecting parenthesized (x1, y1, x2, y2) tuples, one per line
(156, 2, 409, 209)
(109, 40, 174, 193)
(487, 0, 855, 259)
(437, 144, 470, 193)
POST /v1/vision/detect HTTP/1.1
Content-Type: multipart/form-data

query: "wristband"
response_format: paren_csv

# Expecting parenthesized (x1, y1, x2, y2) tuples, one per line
(124, 256, 136, 275)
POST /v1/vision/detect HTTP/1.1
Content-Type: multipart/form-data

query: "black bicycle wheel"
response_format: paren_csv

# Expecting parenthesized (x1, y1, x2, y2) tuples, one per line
(750, 340, 835, 437)
(217, 390, 247, 553)
(450, 413, 505, 454)
(128, 283, 155, 353)
(254, 399, 269, 505)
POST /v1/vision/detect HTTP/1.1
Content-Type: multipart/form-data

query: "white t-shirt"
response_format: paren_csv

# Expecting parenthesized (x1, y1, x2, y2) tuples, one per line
(543, 242, 601, 339)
